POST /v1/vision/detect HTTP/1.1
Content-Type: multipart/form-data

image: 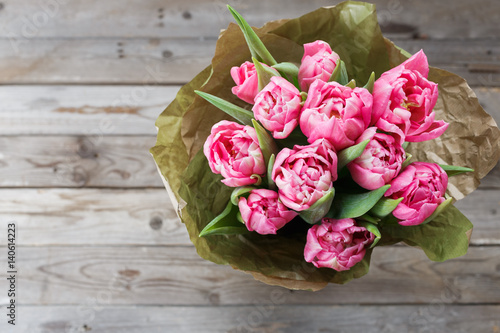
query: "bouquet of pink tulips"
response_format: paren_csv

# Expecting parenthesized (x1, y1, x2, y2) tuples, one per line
(151, 2, 500, 290)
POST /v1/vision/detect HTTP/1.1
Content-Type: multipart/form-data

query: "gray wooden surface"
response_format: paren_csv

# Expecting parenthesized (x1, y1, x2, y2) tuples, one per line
(0, 1, 499, 332)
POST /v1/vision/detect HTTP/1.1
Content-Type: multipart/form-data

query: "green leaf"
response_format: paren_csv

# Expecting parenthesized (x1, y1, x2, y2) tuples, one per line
(379, 204, 473, 261)
(267, 154, 276, 190)
(252, 57, 280, 91)
(230, 186, 255, 206)
(422, 197, 453, 224)
(252, 119, 279, 168)
(345, 79, 356, 89)
(199, 200, 249, 237)
(358, 214, 380, 224)
(328, 185, 391, 219)
(227, 5, 277, 65)
(329, 60, 349, 85)
(299, 189, 335, 224)
(370, 197, 404, 218)
(439, 164, 475, 177)
(363, 72, 375, 93)
(272, 62, 299, 77)
(194, 90, 254, 125)
(401, 153, 412, 169)
(395, 45, 413, 59)
(337, 139, 370, 171)
(356, 221, 381, 248)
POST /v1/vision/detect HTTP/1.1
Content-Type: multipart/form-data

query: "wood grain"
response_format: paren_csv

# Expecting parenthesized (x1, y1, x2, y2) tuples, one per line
(1, 86, 498, 135)
(1, 0, 498, 39)
(0, 186, 497, 246)
(6, 305, 500, 333)
(1, 246, 499, 305)
(0, 188, 189, 246)
(0, 136, 163, 187)
(0, 39, 498, 85)
(0, 85, 175, 135)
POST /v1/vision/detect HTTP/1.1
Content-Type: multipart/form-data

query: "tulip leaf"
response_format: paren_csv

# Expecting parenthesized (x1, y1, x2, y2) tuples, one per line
(345, 79, 357, 89)
(194, 90, 254, 126)
(230, 186, 255, 206)
(439, 164, 475, 177)
(356, 221, 381, 248)
(272, 62, 299, 77)
(199, 200, 249, 237)
(299, 189, 335, 224)
(370, 197, 403, 218)
(363, 72, 375, 93)
(401, 153, 412, 169)
(328, 185, 391, 219)
(252, 57, 280, 91)
(422, 197, 453, 224)
(402, 142, 409, 150)
(267, 154, 276, 190)
(337, 139, 370, 171)
(379, 204, 473, 262)
(252, 119, 280, 170)
(329, 60, 349, 85)
(358, 214, 380, 224)
(227, 5, 277, 66)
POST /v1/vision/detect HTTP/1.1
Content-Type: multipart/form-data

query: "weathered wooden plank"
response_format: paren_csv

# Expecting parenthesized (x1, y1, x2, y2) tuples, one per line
(0, 38, 498, 85)
(0, 188, 187, 245)
(0, 246, 498, 305)
(1, 0, 498, 39)
(1, 86, 499, 135)
(6, 305, 500, 333)
(0, 136, 163, 187)
(0, 188, 189, 246)
(0, 187, 496, 246)
(0, 85, 175, 136)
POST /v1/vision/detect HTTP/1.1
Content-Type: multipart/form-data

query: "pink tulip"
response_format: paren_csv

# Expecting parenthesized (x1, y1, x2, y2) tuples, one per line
(298, 40, 340, 92)
(372, 50, 449, 143)
(300, 80, 372, 151)
(253, 76, 302, 139)
(230, 61, 273, 104)
(347, 127, 406, 190)
(304, 218, 375, 271)
(238, 189, 298, 235)
(203, 120, 266, 187)
(385, 162, 448, 226)
(272, 139, 338, 211)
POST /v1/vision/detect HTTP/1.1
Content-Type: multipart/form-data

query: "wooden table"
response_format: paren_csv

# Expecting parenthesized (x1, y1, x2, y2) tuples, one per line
(0, 1, 499, 332)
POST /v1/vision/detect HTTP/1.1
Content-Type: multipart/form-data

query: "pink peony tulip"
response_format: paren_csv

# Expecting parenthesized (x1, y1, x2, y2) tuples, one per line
(298, 40, 340, 92)
(372, 50, 448, 143)
(385, 162, 448, 226)
(272, 139, 338, 211)
(230, 61, 272, 104)
(304, 218, 375, 271)
(300, 80, 372, 151)
(203, 120, 266, 187)
(238, 189, 298, 235)
(347, 127, 406, 190)
(253, 76, 302, 139)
